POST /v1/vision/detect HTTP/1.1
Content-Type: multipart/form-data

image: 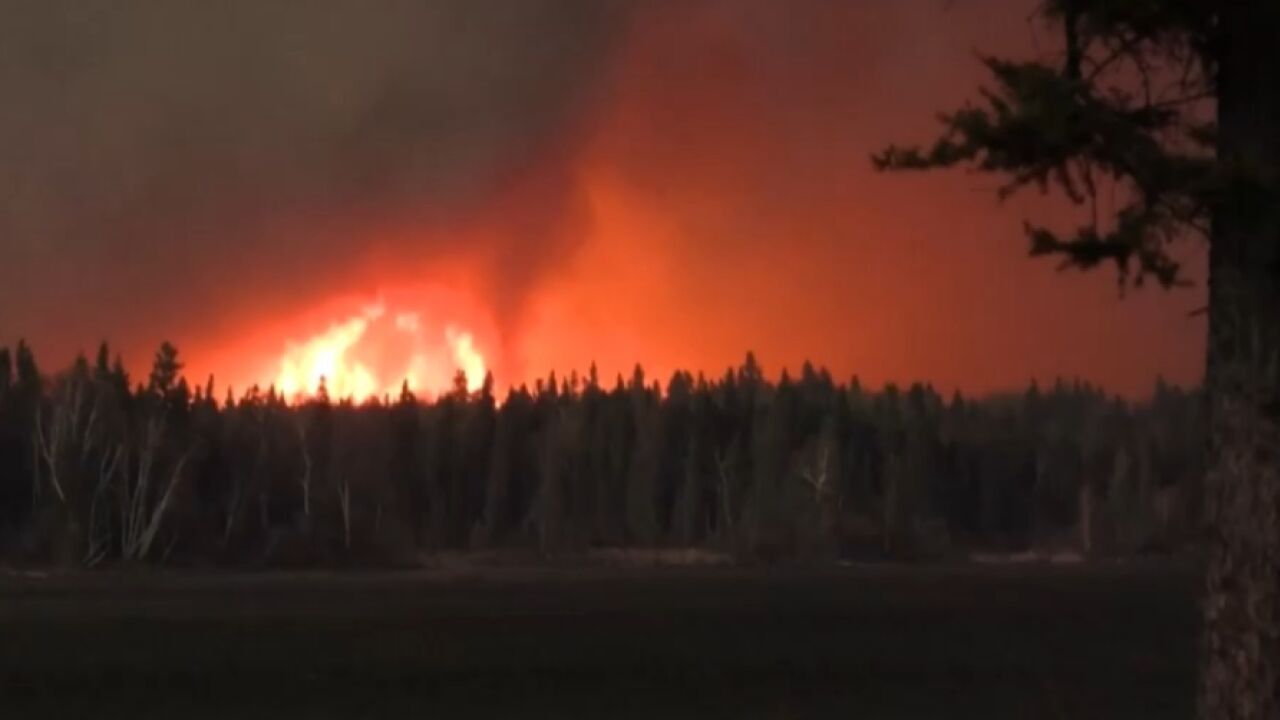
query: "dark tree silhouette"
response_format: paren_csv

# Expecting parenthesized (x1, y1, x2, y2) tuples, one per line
(0, 343, 1205, 586)
(874, 3, 1279, 716)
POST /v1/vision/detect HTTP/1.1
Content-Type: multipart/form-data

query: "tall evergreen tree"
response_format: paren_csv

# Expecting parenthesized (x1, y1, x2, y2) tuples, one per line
(874, 3, 1279, 714)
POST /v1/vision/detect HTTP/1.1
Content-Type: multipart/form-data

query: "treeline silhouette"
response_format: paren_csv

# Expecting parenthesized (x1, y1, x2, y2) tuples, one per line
(0, 341, 1205, 567)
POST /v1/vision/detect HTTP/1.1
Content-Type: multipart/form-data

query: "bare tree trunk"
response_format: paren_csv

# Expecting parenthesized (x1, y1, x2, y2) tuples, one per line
(1201, 330, 1280, 720)
(1199, 4, 1280, 717)
(34, 373, 113, 565)
(119, 416, 190, 562)
(883, 457, 899, 557)
(1079, 482, 1092, 556)
(295, 419, 311, 519)
(336, 476, 352, 551)
(714, 445, 735, 539)
(221, 480, 242, 550)
(84, 446, 121, 567)
(223, 431, 267, 550)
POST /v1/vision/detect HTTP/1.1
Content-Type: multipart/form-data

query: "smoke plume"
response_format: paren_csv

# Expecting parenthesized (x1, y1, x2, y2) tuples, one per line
(0, 0, 631, 371)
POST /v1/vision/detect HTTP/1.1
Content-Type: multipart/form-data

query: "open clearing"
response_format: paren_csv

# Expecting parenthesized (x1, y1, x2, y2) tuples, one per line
(0, 563, 1197, 719)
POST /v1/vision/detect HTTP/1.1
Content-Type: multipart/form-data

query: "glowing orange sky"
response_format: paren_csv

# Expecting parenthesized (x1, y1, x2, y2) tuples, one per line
(5, 0, 1205, 399)
(512, 0, 1206, 397)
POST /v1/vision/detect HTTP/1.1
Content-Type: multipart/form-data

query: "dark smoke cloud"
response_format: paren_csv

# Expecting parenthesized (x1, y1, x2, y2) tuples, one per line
(0, 0, 632, 365)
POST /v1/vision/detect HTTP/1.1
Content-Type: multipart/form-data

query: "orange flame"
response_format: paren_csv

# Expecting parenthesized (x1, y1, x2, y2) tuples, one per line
(273, 299, 487, 402)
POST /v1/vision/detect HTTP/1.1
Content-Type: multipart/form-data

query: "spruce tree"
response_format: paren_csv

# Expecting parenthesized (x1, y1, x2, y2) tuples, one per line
(875, 3, 1279, 713)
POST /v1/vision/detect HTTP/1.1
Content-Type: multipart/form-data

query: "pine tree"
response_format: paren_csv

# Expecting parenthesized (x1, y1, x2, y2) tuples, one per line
(148, 342, 183, 397)
(875, 3, 1278, 713)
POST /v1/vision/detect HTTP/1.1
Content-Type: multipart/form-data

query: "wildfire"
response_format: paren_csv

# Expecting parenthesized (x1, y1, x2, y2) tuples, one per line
(273, 299, 488, 402)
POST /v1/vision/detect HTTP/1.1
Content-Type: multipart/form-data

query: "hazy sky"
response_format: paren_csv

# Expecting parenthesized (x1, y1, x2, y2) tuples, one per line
(0, 0, 1205, 397)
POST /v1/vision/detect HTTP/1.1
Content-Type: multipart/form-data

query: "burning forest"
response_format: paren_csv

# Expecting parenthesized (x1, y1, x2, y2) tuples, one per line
(4, 0, 1276, 717)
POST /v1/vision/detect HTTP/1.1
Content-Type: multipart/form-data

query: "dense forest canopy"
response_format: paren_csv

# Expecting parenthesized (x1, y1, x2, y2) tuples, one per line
(0, 341, 1203, 567)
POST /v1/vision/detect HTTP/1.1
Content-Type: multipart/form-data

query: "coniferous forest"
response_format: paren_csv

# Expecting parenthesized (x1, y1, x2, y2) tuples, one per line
(0, 341, 1205, 568)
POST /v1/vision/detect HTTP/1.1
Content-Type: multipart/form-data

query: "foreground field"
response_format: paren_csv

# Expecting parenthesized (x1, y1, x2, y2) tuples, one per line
(0, 563, 1197, 719)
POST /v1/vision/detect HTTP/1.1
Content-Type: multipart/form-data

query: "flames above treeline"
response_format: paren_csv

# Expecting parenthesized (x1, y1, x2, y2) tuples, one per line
(272, 299, 487, 402)
(207, 283, 503, 405)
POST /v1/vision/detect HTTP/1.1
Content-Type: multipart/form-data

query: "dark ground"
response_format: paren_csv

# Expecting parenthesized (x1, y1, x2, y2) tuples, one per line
(0, 562, 1198, 719)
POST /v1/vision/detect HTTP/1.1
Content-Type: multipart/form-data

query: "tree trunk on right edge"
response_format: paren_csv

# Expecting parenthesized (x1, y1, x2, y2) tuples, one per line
(1198, 4, 1280, 718)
